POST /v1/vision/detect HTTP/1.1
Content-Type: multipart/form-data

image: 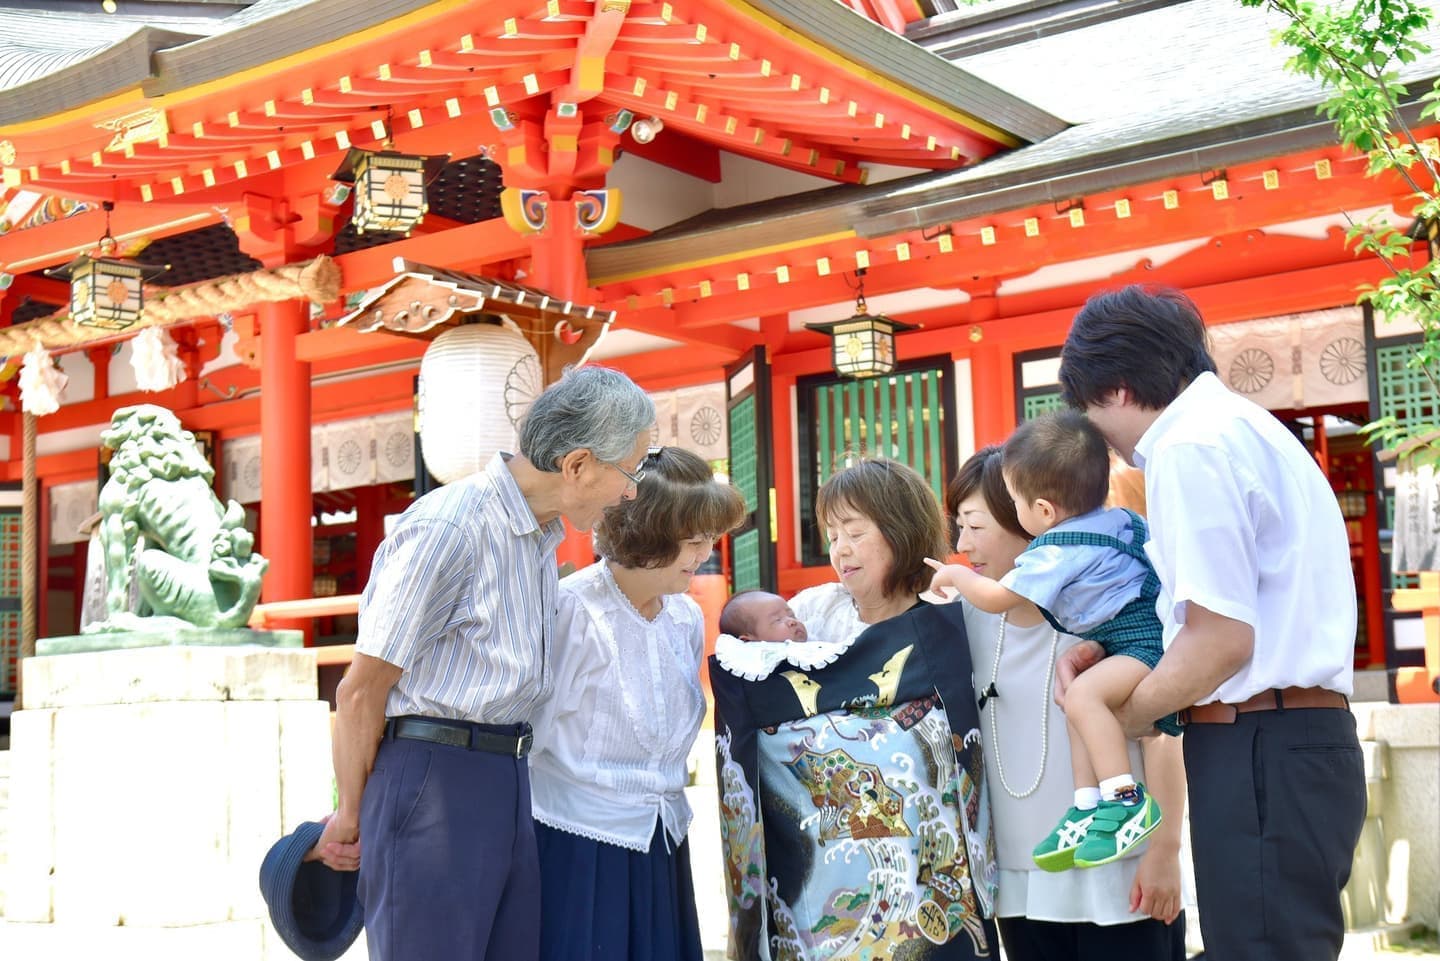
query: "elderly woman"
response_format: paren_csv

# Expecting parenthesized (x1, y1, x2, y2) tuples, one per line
(710, 458, 997, 961)
(529, 446, 745, 961)
(947, 445, 1186, 961)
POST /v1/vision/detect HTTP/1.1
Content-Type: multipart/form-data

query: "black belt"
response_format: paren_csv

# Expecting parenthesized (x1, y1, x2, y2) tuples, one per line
(385, 716, 533, 758)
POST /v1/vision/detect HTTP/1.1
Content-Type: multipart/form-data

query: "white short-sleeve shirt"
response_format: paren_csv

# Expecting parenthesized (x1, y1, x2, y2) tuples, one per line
(1134, 372, 1355, 703)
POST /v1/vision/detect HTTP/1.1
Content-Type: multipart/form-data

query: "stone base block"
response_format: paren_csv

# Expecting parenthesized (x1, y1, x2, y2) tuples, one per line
(38, 628, 303, 657)
(264, 921, 369, 961)
(2, 918, 258, 961)
(6, 696, 333, 927)
(0, 749, 9, 918)
(4, 710, 55, 923)
(21, 643, 316, 708)
(0, 919, 368, 961)
(1343, 817, 1388, 929)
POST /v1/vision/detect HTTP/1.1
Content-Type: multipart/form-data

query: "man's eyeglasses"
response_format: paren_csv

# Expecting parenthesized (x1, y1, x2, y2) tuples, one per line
(605, 447, 663, 487)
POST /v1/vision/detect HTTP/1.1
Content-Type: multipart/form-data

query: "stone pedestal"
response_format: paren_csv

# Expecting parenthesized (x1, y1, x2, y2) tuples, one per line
(0, 641, 364, 960)
(1349, 702, 1440, 930)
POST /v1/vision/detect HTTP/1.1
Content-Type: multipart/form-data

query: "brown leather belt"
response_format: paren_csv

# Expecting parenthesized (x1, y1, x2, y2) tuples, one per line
(1181, 686, 1349, 726)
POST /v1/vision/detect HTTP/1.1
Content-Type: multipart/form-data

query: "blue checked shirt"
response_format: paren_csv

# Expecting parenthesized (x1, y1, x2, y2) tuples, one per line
(356, 453, 565, 724)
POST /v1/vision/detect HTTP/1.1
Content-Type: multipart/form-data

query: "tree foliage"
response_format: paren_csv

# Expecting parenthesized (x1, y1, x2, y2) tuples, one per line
(1240, 0, 1440, 445)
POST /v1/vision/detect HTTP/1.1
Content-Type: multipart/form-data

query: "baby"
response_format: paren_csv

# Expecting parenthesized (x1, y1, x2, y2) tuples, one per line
(714, 590, 849, 684)
(719, 590, 809, 643)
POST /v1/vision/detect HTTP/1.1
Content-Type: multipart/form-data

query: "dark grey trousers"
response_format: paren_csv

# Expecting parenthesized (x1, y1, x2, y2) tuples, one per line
(1184, 706, 1366, 961)
(358, 734, 540, 961)
(997, 911, 1186, 961)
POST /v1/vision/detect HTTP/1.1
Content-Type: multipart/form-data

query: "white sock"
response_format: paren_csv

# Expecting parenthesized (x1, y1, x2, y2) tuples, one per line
(1099, 774, 1137, 801)
(1074, 787, 1101, 810)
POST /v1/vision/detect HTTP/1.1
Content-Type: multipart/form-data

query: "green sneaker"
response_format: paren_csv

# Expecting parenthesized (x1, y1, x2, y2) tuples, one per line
(1073, 783, 1162, 869)
(1032, 806, 1096, 872)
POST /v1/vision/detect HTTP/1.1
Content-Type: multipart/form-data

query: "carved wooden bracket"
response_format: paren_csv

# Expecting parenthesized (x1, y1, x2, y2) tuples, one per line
(334, 257, 614, 383)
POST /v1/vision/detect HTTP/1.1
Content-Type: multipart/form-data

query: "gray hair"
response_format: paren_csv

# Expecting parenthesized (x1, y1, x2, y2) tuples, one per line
(519, 365, 655, 471)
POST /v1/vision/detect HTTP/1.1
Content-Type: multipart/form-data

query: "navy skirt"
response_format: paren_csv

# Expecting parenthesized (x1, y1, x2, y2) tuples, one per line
(536, 820, 704, 961)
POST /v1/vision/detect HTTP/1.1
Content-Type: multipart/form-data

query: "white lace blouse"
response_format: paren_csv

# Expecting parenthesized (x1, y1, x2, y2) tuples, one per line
(529, 560, 707, 852)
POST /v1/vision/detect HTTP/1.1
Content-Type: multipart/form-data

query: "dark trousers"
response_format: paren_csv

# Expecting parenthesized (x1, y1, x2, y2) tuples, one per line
(998, 912, 1187, 961)
(1184, 706, 1366, 961)
(358, 736, 540, 961)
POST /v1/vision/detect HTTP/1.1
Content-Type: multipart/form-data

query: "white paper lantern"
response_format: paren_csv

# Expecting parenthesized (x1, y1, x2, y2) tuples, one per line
(418, 322, 541, 484)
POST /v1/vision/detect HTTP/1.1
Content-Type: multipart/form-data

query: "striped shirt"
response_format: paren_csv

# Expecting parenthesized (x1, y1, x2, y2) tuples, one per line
(356, 453, 565, 724)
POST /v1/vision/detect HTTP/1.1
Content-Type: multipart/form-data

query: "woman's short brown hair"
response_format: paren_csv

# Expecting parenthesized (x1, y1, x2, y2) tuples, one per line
(595, 447, 746, 569)
(815, 458, 948, 599)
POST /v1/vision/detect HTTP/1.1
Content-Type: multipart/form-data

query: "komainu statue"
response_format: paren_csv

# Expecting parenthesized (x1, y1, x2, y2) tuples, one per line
(85, 404, 268, 633)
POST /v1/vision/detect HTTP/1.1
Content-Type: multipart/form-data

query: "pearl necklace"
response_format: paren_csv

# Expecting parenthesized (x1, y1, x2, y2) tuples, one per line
(986, 612, 1061, 800)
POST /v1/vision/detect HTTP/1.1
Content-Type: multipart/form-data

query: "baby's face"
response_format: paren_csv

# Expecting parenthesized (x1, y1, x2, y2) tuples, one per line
(743, 595, 808, 643)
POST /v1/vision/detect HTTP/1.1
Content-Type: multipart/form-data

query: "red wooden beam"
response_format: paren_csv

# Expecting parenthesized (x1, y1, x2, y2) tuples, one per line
(601, 155, 1411, 327)
(332, 219, 530, 293)
(602, 345, 740, 388)
(0, 202, 220, 275)
(294, 326, 419, 364)
(620, 130, 722, 183)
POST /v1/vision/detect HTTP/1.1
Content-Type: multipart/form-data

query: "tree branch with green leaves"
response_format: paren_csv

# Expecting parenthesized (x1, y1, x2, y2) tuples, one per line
(1241, 0, 1440, 446)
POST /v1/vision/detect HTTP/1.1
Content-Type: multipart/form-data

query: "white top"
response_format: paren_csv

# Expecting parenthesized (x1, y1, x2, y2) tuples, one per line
(963, 605, 1150, 925)
(529, 561, 706, 852)
(788, 581, 871, 644)
(1134, 372, 1356, 703)
(358, 453, 565, 724)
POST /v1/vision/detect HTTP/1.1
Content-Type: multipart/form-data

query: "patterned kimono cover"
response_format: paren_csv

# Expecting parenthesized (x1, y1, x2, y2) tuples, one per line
(709, 601, 998, 961)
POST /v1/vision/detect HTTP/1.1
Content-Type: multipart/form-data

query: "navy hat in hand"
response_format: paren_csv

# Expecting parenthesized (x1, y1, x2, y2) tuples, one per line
(258, 820, 364, 961)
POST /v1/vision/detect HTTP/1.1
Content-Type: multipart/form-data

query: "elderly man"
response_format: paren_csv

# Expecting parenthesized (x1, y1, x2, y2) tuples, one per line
(311, 365, 654, 961)
(1056, 286, 1364, 961)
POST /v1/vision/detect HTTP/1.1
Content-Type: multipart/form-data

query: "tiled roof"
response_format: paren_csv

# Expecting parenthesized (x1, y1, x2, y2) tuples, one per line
(588, 0, 1440, 275)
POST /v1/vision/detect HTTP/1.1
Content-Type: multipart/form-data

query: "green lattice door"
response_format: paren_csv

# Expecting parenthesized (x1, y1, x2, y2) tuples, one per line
(0, 488, 20, 698)
(796, 361, 955, 565)
(1369, 328, 1437, 674)
(725, 348, 776, 593)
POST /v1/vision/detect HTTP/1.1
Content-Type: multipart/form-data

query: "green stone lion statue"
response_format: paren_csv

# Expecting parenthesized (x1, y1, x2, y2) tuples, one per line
(84, 404, 269, 633)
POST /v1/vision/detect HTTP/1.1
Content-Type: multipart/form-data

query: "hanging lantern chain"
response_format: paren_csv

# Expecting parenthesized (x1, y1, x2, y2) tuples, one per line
(98, 200, 117, 256)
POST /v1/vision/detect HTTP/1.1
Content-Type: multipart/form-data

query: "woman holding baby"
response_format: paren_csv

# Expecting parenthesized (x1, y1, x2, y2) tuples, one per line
(528, 446, 744, 961)
(708, 458, 997, 961)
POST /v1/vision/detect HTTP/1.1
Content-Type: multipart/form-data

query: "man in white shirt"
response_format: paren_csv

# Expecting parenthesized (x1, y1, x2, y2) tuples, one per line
(1055, 285, 1366, 961)
(309, 365, 655, 961)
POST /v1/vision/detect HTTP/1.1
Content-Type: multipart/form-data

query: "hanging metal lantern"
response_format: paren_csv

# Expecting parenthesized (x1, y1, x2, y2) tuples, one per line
(805, 272, 915, 378)
(46, 201, 167, 331)
(330, 116, 448, 235)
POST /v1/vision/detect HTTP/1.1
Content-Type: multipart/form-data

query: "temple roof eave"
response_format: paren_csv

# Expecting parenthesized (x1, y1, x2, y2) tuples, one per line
(584, 89, 1439, 284)
(746, 0, 1064, 143)
(0, 26, 202, 129)
(0, 0, 1059, 152)
(143, 0, 440, 99)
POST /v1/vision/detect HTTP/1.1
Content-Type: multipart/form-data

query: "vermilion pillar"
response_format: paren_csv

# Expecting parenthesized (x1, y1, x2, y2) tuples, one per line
(258, 299, 313, 617)
(525, 200, 588, 303)
(968, 342, 1013, 448)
